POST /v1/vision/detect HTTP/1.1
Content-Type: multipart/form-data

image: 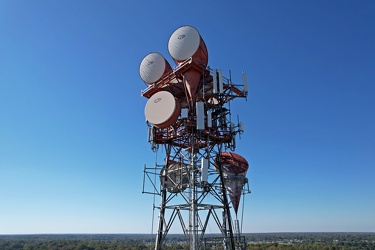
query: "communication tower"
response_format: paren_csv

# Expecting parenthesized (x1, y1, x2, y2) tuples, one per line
(140, 26, 250, 250)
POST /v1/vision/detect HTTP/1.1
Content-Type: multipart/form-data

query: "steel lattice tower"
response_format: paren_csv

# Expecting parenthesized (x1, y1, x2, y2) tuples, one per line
(140, 26, 250, 250)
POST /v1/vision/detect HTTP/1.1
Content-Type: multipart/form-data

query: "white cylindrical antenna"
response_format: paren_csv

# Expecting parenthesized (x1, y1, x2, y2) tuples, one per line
(230, 122, 235, 133)
(147, 126, 153, 142)
(207, 110, 212, 128)
(212, 69, 218, 94)
(218, 69, 223, 93)
(239, 122, 245, 133)
(201, 158, 209, 182)
(242, 70, 248, 93)
(232, 135, 236, 149)
(196, 102, 205, 130)
(181, 108, 189, 119)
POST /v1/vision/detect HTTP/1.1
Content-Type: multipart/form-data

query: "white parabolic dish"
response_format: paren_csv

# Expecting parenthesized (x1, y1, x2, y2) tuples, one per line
(139, 52, 170, 84)
(145, 91, 180, 128)
(168, 26, 201, 61)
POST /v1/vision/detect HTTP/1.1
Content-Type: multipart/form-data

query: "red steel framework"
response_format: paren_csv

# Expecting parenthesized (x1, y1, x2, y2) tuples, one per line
(142, 56, 250, 250)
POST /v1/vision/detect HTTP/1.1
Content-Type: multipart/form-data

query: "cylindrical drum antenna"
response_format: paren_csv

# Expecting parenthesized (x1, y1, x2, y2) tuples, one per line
(139, 52, 172, 85)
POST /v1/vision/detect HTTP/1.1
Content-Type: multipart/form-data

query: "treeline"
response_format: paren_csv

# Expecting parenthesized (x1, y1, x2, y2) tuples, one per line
(0, 235, 155, 250)
(244, 232, 375, 243)
(247, 242, 375, 250)
(0, 240, 187, 250)
(0, 240, 147, 250)
(245, 232, 375, 250)
(0, 233, 374, 250)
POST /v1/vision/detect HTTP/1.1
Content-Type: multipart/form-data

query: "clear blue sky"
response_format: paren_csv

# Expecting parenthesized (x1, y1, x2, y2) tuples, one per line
(1, 0, 374, 234)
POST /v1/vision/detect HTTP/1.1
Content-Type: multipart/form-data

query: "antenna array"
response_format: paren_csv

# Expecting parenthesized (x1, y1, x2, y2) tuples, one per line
(140, 26, 251, 250)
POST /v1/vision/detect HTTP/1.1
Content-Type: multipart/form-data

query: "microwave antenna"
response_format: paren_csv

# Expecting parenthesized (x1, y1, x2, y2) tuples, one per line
(140, 26, 251, 250)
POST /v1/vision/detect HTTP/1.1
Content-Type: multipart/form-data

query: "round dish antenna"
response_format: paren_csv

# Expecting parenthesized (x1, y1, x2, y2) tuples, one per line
(139, 52, 172, 85)
(168, 25, 208, 66)
(168, 26, 208, 99)
(160, 162, 189, 193)
(219, 152, 249, 174)
(144, 91, 180, 128)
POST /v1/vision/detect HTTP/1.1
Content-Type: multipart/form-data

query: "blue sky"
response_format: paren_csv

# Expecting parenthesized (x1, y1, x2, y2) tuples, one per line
(1, 0, 374, 234)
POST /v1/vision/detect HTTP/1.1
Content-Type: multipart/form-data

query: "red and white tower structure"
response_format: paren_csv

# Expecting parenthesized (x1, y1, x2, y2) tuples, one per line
(140, 26, 250, 250)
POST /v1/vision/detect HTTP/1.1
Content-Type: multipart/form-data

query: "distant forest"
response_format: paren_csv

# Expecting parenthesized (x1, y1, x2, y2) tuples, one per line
(0, 232, 374, 249)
